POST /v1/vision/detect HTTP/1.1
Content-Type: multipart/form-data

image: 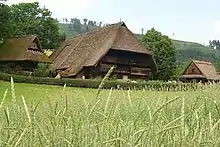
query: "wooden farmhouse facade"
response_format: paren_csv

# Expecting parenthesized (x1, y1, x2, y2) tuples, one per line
(179, 60, 220, 82)
(0, 35, 52, 72)
(50, 22, 157, 79)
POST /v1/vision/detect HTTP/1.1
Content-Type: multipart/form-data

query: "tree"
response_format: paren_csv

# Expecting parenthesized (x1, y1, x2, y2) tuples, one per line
(173, 61, 189, 78)
(94, 21, 97, 26)
(83, 18, 88, 25)
(88, 20, 94, 26)
(55, 18, 60, 23)
(69, 18, 74, 31)
(69, 18, 81, 32)
(9, 2, 64, 48)
(65, 18, 69, 23)
(209, 40, 220, 50)
(0, 2, 11, 40)
(142, 28, 176, 80)
(73, 18, 81, 30)
(99, 21, 102, 27)
(141, 28, 144, 35)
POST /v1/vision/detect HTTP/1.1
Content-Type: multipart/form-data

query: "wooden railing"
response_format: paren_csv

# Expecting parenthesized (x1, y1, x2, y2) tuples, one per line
(101, 56, 149, 67)
(99, 63, 150, 76)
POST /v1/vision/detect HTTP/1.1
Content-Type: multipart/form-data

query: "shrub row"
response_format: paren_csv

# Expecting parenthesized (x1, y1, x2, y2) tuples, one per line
(0, 72, 201, 91)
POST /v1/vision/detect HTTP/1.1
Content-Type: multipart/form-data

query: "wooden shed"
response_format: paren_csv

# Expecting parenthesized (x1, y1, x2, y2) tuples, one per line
(179, 60, 220, 82)
(50, 22, 157, 79)
(0, 35, 52, 72)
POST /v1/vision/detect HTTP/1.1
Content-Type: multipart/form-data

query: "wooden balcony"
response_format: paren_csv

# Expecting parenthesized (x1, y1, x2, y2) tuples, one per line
(99, 64, 130, 74)
(99, 63, 150, 76)
(101, 56, 149, 67)
(131, 67, 150, 76)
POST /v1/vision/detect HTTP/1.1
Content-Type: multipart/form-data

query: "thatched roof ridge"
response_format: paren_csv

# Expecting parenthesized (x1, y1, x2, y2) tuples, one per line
(192, 60, 213, 65)
(0, 35, 51, 63)
(50, 22, 155, 77)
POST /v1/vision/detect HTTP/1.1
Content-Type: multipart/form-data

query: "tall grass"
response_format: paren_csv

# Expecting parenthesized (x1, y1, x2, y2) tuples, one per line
(0, 79, 220, 146)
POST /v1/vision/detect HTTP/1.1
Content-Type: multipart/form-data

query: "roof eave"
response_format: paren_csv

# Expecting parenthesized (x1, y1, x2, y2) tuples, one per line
(110, 48, 151, 55)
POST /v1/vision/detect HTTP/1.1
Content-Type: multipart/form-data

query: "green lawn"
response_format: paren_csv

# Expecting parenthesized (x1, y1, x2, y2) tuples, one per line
(0, 81, 220, 146)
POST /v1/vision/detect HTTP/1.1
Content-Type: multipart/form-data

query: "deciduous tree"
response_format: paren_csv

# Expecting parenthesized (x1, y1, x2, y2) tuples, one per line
(10, 2, 65, 48)
(0, 2, 11, 40)
(83, 18, 88, 25)
(142, 28, 176, 80)
(209, 40, 220, 50)
(99, 21, 102, 27)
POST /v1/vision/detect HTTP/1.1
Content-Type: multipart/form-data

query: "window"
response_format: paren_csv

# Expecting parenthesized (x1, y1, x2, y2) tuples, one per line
(27, 42, 42, 54)
(29, 42, 37, 49)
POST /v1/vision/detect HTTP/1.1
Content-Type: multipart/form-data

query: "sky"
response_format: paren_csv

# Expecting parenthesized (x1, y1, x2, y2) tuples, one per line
(6, 0, 220, 45)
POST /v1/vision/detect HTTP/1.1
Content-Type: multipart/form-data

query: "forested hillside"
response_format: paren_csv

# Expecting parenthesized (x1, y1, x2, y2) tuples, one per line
(136, 34, 220, 66)
(58, 21, 102, 37)
(173, 40, 220, 64)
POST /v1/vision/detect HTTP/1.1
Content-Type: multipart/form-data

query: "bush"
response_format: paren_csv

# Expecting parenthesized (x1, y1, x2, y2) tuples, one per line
(0, 63, 12, 73)
(33, 63, 55, 77)
(0, 72, 201, 91)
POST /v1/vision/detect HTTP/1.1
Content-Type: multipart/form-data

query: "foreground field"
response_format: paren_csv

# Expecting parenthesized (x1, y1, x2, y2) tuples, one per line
(0, 81, 220, 146)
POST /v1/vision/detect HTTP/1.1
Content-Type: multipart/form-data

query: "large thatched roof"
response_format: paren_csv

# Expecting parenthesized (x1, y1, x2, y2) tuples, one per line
(0, 35, 52, 63)
(180, 60, 220, 80)
(50, 22, 156, 77)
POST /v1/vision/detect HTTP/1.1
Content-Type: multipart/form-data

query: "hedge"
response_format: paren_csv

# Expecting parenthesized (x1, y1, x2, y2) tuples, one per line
(0, 72, 201, 91)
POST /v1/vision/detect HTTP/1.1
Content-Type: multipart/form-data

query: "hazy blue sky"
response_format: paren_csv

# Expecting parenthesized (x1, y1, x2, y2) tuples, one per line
(7, 0, 220, 44)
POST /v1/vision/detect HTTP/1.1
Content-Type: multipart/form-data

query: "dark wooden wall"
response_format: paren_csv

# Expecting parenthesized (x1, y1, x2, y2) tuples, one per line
(78, 49, 153, 79)
(0, 61, 38, 72)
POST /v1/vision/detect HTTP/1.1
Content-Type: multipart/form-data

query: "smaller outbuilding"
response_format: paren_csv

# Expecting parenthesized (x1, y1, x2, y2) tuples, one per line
(179, 60, 220, 82)
(0, 35, 52, 72)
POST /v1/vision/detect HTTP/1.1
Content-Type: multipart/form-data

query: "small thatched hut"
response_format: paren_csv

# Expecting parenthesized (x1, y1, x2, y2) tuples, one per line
(50, 22, 156, 79)
(179, 60, 220, 82)
(0, 35, 52, 72)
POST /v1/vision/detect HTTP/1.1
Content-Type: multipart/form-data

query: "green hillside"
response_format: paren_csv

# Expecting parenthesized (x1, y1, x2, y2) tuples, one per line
(172, 39, 220, 64)
(58, 23, 220, 66)
(58, 23, 99, 38)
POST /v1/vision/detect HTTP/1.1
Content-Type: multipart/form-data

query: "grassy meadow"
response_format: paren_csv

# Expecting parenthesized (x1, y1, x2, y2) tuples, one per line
(1, 80, 220, 146)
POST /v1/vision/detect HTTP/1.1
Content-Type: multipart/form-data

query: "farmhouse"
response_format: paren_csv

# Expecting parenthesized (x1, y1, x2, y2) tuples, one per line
(50, 22, 156, 79)
(0, 35, 52, 72)
(179, 60, 220, 82)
